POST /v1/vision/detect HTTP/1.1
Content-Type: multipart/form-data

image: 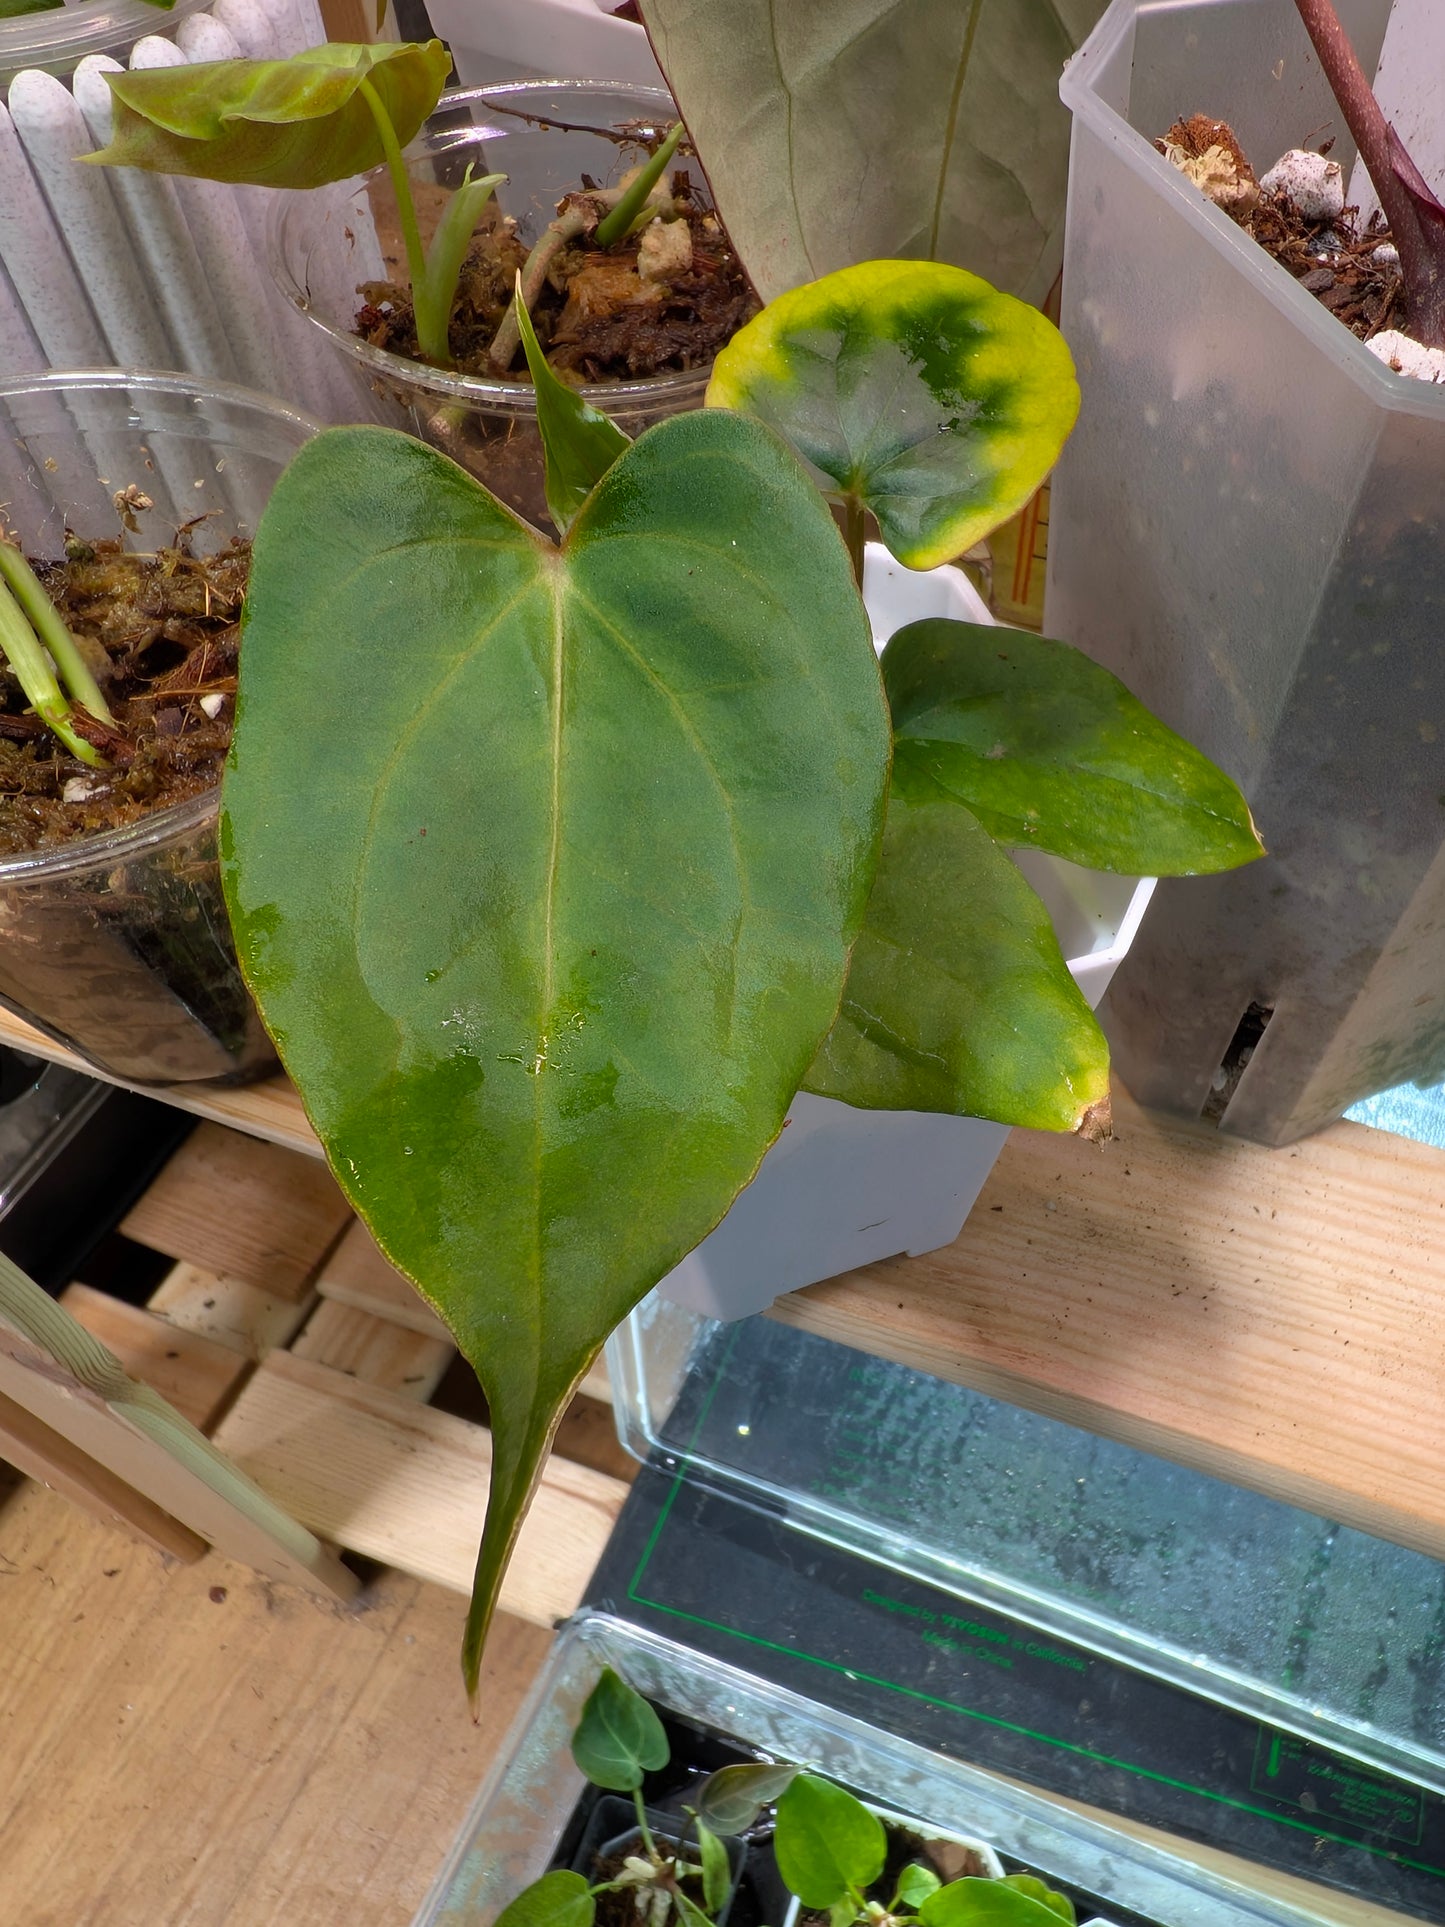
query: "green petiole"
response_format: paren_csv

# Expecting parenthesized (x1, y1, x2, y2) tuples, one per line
(594, 120, 685, 248)
(358, 75, 507, 369)
(0, 572, 105, 768)
(0, 540, 113, 725)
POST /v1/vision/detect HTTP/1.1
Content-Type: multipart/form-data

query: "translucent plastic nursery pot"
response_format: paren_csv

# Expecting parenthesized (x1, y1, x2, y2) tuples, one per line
(656, 545, 1155, 1323)
(1047, 0, 1445, 1146)
(269, 81, 717, 530)
(0, 0, 209, 86)
(0, 371, 318, 1087)
(425, 0, 666, 90)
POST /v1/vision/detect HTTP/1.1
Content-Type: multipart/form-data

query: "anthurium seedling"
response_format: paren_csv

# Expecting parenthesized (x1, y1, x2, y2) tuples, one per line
(770, 1773, 1076, 1926)
(220, 255, 1263, 1702)
(83, 39, 689, 374)
(496, 1668, 736, 1927)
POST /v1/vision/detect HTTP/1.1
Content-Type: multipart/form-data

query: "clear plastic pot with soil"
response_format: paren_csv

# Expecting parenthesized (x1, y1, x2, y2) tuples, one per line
(0, 0, 209, 86)
(268, 80, 758, 530)
(0, 370, 317, 1087)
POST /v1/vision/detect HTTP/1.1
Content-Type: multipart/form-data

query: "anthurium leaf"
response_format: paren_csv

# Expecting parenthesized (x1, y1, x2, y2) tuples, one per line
(86, 39, 450, 186)
(496, 1871, 597, 1927)
(695, 1762, 799, 1834)
(696, 1822, 731, 1913)
(884, 619, 1264, 875)
(413, 163, 508, 366)
(222, 413, 889, 1700)
(775, 1774, 885, 1908)
(802, 783, 1109, 1133)
(707, 261, 1078, 570)
(516, 279, 632, 535)
(636, 0, 1107, 306)
(919, 1876, 1068, 1926)
(896, 1865, 942, 1908)
(572, 1668, 669, 1790)
(999, 1874, 1074, 1922)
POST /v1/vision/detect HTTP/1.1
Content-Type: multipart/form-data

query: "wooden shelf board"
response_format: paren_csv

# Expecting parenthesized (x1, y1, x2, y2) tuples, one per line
(11, 1004, 1445, 1558)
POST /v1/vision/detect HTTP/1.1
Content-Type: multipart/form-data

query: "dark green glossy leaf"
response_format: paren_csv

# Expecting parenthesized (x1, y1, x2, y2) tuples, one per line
(919, 1876, 1068, 1926)
(86, 40, 450, 187)
(707, 260, 1077, 570)
(884, 619, 1264, 874)
(222, 413, 889, 1698)
(803, 783, 1109, 1133)
(695, 1762, 799, 1834)
(516, 280, 631, 535)
(696, 1822, 731, 1913)
(571, 1668, 669, 1791)
(636, 0, 1106, 305)
(998, 1874, 1074, 1922)
(496, 1871, 596, 1927)
(896, 1864, 942, 1908)
(774, 1774, 885, 1909)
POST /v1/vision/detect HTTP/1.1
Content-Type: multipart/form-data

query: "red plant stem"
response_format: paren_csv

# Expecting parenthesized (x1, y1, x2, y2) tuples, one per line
(1291, 0, 1445, 346)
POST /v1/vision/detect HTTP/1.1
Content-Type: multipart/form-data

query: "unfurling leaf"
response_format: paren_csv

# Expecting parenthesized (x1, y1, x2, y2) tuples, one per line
(572, 1668, 669, 1791)
(695, 1761, 800, 1834)
(774, 1774, 885, 1908)
(803, 782, 1109, 1133)
(516, 280, 632, 534)
(707, 260, 1078, 570)
(883, 618, 1264, 875)
(222, 413, 889, 1701)
(696, 1822, 731, 1913)
(86, 40, 450, 187)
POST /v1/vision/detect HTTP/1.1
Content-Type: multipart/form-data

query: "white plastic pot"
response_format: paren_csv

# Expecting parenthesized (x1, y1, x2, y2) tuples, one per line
(657, 545, 1155, 1322)
(425, 0, 665, 91)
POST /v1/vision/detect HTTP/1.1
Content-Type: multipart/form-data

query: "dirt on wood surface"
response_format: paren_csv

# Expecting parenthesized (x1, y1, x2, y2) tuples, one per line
(0, 532, 250, 860)
(355, 160, 758, 385)
(1159, 113, 1403, 342)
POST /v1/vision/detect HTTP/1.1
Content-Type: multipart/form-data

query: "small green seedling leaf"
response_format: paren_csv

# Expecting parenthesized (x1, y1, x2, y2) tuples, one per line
(895, 1864, 943, 1908)
(86, 40, 450, 186)
(696, 1821, 731, 1914)
(707, 259, 1078, 570)
(695, 1761, 799, 1834)
(595, 120, 686, 247)
(676, 1895, 717, 1927)
(515, 277, 632, 534)
(803, 785, 1110, 1133)
(999, 1875, 1074, 1922)
(884, 618, 1264, 875)
(775, 1773, 885, 1909)
(496, 1870, 597, 1927)
(920, 1877, 1070, 1926)
(412, 162, 508, 366)
(571, 1668, 670, 1791)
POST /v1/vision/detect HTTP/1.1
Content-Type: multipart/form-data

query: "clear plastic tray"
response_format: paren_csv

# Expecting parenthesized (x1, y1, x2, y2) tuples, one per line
(608, 1296, 1445, 1800)
(415, 1611, 1319, 1927)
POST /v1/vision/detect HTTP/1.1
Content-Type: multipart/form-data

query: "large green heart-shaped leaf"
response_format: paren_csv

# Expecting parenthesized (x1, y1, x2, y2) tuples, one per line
(885, 619, 1264, 874)
(222, 413, 889, 1699)
(571, 1667, 670, 1791)
(86, 40, 449, 187)
(636, 0, 1108, 306)
(803, 780, 1109, 1133)
(706, 261, 1078, 570)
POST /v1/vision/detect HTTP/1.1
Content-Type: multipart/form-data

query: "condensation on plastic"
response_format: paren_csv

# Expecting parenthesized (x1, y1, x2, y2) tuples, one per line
(1045, 0, 1445, 1145)
(268, 82, 714, 526)
(0, 371, 319, 1084)
(412, 1612, 1320, 1927)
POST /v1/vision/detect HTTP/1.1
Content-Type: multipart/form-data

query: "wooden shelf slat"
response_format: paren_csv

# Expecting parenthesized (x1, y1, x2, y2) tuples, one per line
(12, 1004, 1445, 1557)
(775, 1088, 1445, 1557)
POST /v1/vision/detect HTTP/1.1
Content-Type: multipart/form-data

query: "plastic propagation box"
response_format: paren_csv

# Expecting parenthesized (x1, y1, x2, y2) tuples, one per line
(417, 1612, 1317, 1927)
